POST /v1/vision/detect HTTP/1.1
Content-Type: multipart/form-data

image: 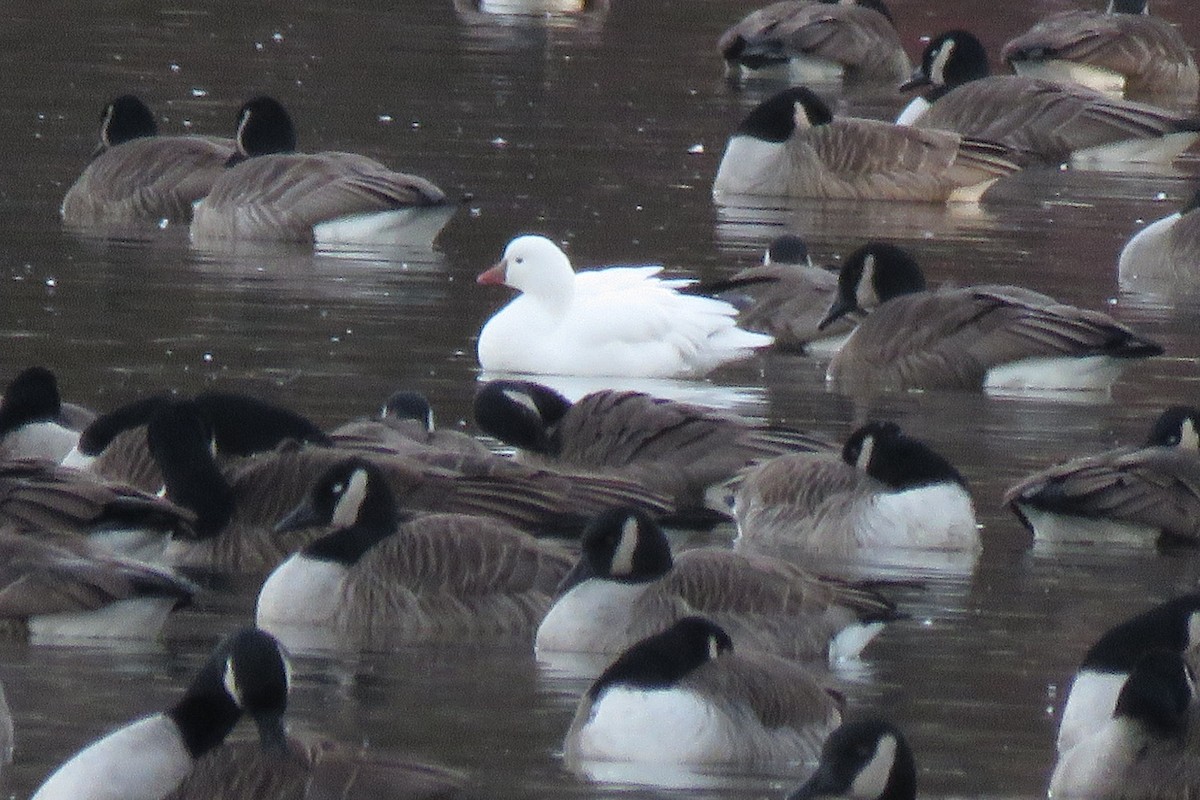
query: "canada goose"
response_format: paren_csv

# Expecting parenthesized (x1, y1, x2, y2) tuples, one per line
(733, 420, 978, 562)
(473, 378, 834, 527)
(0, 530, 194, 641)
(329, 390, 493, 459)
(1055, 592, 1200, 757)
(821, 240, 1163, 392)
(257, 457, 574, 650)
(1001, 0, 1199, 105)
(535, 507, 899, 663)
(142, 400, 667, 573)
(704, 235, 857, 356)
(897, 30, 1200, 167)
(718, 0, 910, 84)
(1119, 188, 1200, 284)
(1048, 649, 1195, 798)
(475, 235, 773, 378)
(61, 95, 236, 226)
(64, 390, 332, 489)
(0, 366, 94, 462)
(190, 96, 454, 244)
(30, 627, 290, 800)
(787, 718, 916, 799)
(1005, 406, 1200, 547)
(712, 86, 1022, 203)
(564, 616, 843, 768)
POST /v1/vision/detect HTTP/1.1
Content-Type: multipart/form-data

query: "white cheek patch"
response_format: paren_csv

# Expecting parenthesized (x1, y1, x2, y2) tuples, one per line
(708, 635, 723, 661)
(1180, 419, 1199, 451)
(793, 101, 814, 131)
(235, 110, 251, 152)
(502, 389, 543, 420)
(856, 254, 878, 309)
(1187, 611, 1200, 653)
(224, 657, 243, 707)
(610, 516, 641, 577)
(851, 734, 897, 799)
(855, 435, 876, 472)
(100, 105, 116, 147)
(330, 469, 369, 529)
(929, 40, 955, 86)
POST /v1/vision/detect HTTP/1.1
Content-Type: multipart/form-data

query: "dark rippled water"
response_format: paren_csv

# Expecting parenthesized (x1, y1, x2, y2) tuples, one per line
(2, 0, 1200, 797)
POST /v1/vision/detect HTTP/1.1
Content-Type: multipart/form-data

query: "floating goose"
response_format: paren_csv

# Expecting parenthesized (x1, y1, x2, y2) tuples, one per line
(733, 420, 978, 564)
(1001, 0, 1199, 105)
(190, 96, 454, 245)
(718, 0, 910, 84)
(712, 86, 1022, 203)
(476, 234, 773, 378)
(257, 457, 574, 650)
(329, 390, 494, 459)
(898, 30, 1200, 167)
(1005, 406, 1200, 547)
(1055, 592, 1200, 757)
(61, 95, 235, 226)
(535, 507, 898, 663)
(473, 378, 833, 527)
(564, 617, 843, 768)
(821, 240, 1163, 392)
(1119, 188, 1200, 285)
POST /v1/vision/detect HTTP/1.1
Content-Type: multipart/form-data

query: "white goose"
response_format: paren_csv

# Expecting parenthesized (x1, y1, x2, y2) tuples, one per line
(476, 235, 773, 378)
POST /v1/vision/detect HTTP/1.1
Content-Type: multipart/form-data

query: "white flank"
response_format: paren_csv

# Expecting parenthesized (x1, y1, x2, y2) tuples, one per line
(1011, 60, 1126, 98)
(1021, 504, 1158, 548)
(29, 598, 179, 642)
(314, 204, 455, 248)
(984, 355, 1123, 393)
(1057, 670, 1128, 755)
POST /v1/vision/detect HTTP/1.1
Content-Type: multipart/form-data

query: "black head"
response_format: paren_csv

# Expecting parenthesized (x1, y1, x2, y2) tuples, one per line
(587, 617, 733, 699)
(842, 421, 967, 489)
(193, 392, 330, 456)
(0, 366, 63, 435)
(819, 243, 924, 330)
(736, 87, 834, 143)
(276, 458, 400, 565)
(559, 507, 674, 593)
(99, 95, 157, 149)
(1144, 406, 1200, 450)
(169, 627, 290, 758)
(1114, 649, 1194, 739)
(901, 30, 990, 95)
(1081, 593, 1200, 673)
(765, 234, 811, 267)
(234, 96, 297, 158)
(788, 718, 917, 800)
(383, 390, 435, 432)
(146, 399, 234, 536)
(473, 379, 573, 454)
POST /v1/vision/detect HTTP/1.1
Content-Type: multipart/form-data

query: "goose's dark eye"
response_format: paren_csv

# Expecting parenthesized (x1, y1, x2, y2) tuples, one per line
(515, 257, 525, 265)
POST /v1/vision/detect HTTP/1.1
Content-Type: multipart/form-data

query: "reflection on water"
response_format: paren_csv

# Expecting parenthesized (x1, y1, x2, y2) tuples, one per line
(2, 0, 1200, 797)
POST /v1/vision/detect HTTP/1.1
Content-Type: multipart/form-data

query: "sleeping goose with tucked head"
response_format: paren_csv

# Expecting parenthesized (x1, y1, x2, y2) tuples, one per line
(0, 367, 94, 462)
(787, 718, 917, 800)
(1001, 0, 1199, 106)
(733, 420, 978, 564)
(712, 86, 1022, 203)
(329, 390, 493, 459)
(1005, 406, 1200, 547)
(897, 30, 1200, 167)
(0, 530, 194, 642)
(473, 378, 833, 527)
(718, 0, 910, 84)
(1049, 649, 1197, 798)
(476, 235, 773, 378)
(706, 235, 857, 356)
(564, 616, 843, 769)
(1055, 593, 1200, 758)
(257, 457, 574, 651)
(61, 95, 236, 227)
(1119, 189, 1200, 285)
(535, 507, 898, 663)
(190, 96, 453, 245)
(821, 241, 1163, 393)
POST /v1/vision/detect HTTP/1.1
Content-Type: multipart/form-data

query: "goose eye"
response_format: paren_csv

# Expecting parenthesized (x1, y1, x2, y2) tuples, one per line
(515, 257, 525, 265)
(331, 482, 345, 495)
